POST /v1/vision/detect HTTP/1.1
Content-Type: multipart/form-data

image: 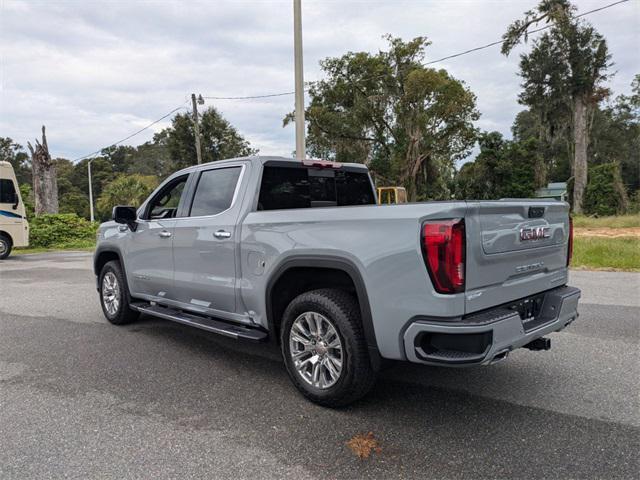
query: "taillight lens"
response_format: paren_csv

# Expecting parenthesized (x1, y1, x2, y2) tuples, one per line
(422, 219, 466, 294)
(567, 216, 574, 266)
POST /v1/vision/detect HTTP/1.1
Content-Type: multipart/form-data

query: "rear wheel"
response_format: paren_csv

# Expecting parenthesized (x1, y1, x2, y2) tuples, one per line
(0, 234, 12, 260)
(280, 288, 377, 407)
(99, 260, 139, 325)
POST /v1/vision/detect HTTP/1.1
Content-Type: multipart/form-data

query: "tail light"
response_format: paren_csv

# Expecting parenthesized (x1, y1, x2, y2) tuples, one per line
(567, 216, 574, 266)
(421, 219, 465, 294)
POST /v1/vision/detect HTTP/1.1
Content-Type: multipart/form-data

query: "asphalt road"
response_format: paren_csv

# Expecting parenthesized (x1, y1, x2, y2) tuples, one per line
(0, 252, 638, 479)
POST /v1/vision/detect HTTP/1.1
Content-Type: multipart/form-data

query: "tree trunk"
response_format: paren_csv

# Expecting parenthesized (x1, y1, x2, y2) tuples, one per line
(27, 126, 58, 215)
(534, 112, 548, 188)
(402, 127, 423, 203)
(572, 95, 589, 214)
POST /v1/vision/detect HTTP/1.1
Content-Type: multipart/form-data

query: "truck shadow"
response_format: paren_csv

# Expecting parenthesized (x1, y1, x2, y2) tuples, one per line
(121, 316, 637, 478)
(132, 314, 558, 414)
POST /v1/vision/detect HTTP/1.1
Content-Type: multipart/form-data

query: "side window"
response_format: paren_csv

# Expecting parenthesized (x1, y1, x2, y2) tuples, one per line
(0, 179, 17, 204)
(190, 167, 242, 217)
(147, 176, 188, 220)
(258, 166, 309, 210)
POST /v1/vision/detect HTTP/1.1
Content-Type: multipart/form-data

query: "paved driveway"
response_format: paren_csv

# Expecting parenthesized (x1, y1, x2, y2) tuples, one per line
(0, 252, 638, 479)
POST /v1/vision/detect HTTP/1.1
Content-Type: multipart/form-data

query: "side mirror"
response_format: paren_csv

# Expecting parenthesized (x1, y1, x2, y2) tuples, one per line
(11, 192, 19, 210)
(112, 206, 138, 231)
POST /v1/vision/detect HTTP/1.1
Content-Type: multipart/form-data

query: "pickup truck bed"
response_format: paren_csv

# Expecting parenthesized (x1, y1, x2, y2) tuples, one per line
(94, 156, 580, 406)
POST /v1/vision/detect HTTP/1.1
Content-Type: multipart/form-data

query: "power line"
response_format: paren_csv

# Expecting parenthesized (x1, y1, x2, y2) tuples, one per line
(202, 0, 630, 98)
(72, 105, 186, 162)
(426, 0, 630, 64)
(72, 0, 629, 160)
(202, 91, 296, 100)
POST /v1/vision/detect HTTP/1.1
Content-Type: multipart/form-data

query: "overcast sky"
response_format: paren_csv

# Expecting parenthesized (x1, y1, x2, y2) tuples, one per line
(1, 0, 638, 162)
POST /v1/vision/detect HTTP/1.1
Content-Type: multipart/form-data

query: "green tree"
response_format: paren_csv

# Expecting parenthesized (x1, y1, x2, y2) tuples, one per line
(289, 36, 479, 201)
(0, 137, 31, 185)
(502, 0, 612, 213)
(454, 132, 538, 200)
(69, 157, 113, 201)
(590, 75, 640, 195)
(121, 141, 172, 177)
(155, 107, 258, 173)
(96, 174, 158, 220)
(511, 108, 572, 185)
(55, 158, 90, 218)
(583, 163, 628, 216)
(19, 184, 34, 219)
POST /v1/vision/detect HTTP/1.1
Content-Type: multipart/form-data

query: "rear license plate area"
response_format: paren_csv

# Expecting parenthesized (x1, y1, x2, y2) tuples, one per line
(508, 294, 546, 331)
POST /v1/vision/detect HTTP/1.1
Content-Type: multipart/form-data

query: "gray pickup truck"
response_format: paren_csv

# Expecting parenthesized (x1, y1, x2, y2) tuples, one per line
(94, 156, 580, 406)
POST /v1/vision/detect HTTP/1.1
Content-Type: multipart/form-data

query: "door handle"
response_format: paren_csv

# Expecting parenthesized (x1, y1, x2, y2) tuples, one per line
(158, 230, 172, 238)
(213, 230, 231, 239)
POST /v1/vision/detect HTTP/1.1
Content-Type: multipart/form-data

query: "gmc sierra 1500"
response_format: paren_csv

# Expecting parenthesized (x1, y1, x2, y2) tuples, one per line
(94, 156, 580, 406)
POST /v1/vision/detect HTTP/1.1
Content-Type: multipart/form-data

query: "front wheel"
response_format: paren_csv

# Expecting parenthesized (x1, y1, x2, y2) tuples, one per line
(280, 289, 378, 407)
(99, 260, 139, 325)
(0, 234, 12, 260)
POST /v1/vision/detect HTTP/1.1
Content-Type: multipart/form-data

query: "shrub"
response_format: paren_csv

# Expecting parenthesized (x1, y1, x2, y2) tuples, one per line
(29, 213, 97, 248)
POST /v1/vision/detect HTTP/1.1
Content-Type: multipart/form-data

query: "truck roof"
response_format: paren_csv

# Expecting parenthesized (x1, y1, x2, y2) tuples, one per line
(174, 156, 369, 176)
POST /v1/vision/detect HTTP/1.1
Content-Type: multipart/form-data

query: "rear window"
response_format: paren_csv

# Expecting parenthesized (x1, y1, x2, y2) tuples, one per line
(258, 165, 375, 211)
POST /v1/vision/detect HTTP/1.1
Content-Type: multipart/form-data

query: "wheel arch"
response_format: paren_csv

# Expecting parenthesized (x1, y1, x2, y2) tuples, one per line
(0, 230, 13, 245)
(94, 246, 132, 300)
(265, 255, 380, 365)
(94, 246, 122, 276)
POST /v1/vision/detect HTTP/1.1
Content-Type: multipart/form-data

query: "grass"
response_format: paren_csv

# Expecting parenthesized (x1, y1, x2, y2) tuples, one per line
(14, 240, 96, 255)
(572, 214, 640, 229)
(572, 236, 640, 271)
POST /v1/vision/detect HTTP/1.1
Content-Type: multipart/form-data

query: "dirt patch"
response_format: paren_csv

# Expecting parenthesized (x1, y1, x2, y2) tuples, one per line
(574, 227, 640, 238)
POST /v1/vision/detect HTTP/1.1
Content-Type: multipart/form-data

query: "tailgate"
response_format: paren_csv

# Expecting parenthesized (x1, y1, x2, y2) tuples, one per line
(464, 200, 570, 313)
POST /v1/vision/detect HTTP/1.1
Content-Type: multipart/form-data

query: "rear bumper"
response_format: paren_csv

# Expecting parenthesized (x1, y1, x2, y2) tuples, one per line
(403, 286, 580, 366)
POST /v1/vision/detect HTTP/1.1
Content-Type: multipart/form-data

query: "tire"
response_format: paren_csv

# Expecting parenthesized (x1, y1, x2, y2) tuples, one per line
(280, 288, 378, 407)
(0, 234, 12, 260)
(99, 260, 139, 325)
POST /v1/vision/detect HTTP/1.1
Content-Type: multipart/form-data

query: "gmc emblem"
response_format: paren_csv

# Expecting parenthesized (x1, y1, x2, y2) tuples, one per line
(520, 226, 551, 241)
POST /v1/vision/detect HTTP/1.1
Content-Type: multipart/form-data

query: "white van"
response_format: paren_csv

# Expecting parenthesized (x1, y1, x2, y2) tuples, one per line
(0, 161, 29, 259)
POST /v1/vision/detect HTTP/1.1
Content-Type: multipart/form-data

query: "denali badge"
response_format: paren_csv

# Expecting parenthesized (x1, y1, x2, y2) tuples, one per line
(520, 226, 550, 241)
(516, 261, 544, 273)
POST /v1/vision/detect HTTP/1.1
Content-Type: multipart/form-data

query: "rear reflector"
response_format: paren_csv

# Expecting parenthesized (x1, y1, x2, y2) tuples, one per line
(422, 219, 466, 294)
(567, 216, 574, 266)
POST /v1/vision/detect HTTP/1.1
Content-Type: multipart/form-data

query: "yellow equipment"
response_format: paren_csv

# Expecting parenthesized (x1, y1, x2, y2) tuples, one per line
(377, 186, 407, 205)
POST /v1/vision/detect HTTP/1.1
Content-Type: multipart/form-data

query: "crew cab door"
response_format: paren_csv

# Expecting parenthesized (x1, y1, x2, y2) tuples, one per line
(172, 164, 246, 314)
(126, 174, 190, 300)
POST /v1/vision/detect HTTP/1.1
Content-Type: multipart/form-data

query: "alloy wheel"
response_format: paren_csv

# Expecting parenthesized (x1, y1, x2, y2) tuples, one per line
(101, 271, 121, 316)
(289, 311, 344, 389)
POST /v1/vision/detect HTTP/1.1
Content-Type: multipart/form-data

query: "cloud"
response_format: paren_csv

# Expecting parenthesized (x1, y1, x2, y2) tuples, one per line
(1, 0, 637, 161)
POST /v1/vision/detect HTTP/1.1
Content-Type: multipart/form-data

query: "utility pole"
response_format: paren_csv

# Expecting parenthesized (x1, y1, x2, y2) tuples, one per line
(191, 93, 204, 164)
(88, 159, 95, 223)
(293, 0, 305, 160)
